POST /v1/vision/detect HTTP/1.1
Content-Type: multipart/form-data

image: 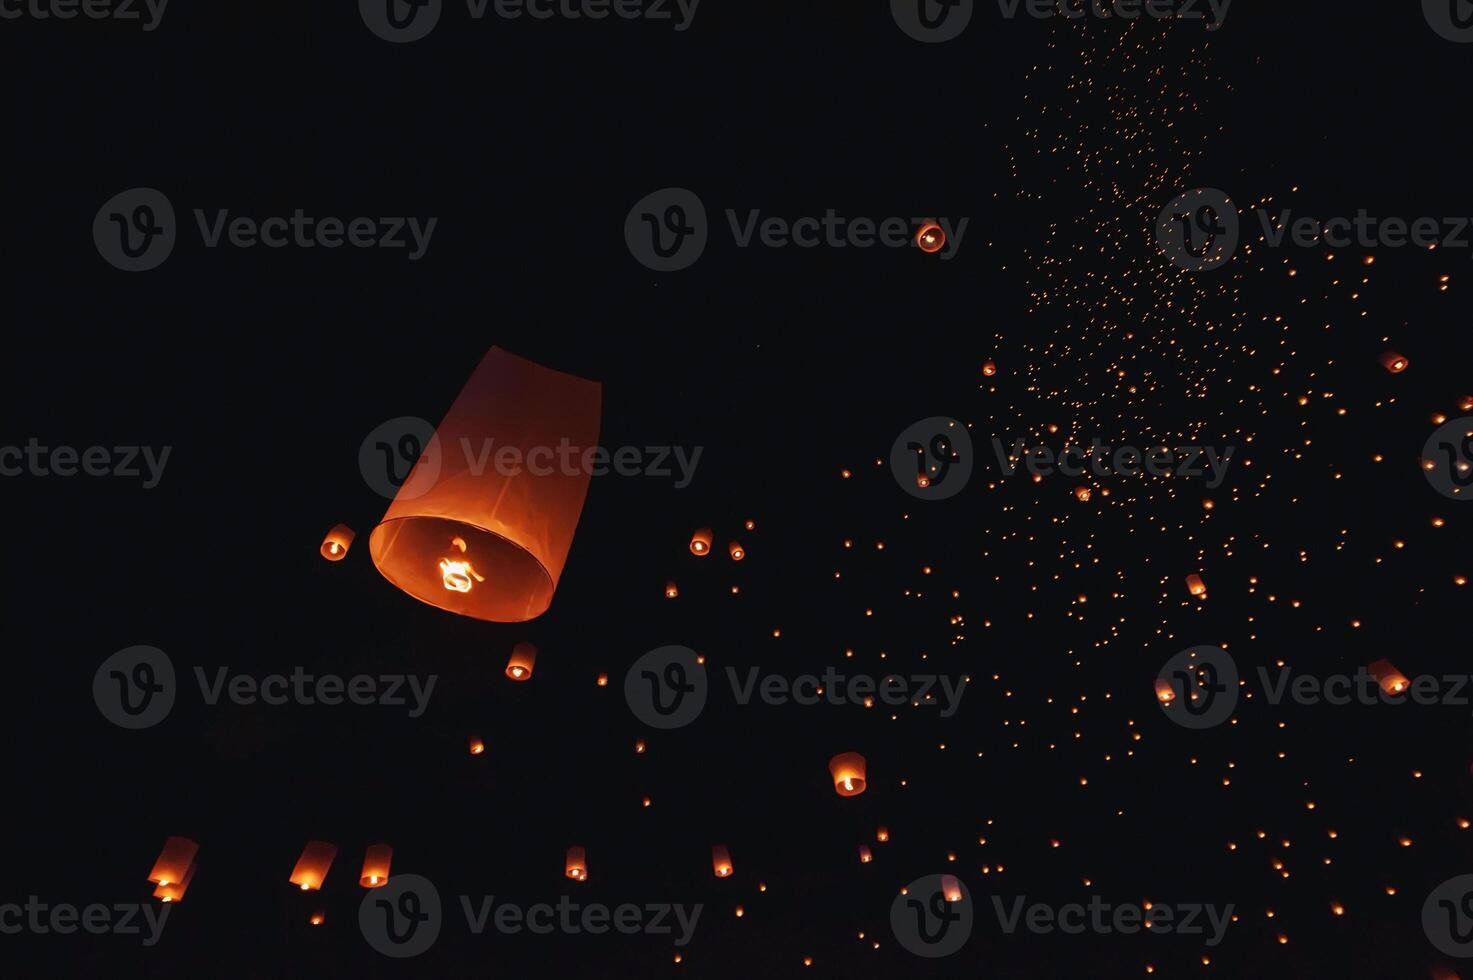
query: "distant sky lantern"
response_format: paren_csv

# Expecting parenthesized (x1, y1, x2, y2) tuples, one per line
(308, 911, 326, 927)
(1379, 351, 1409, 374)
(915, 222, 945, 254)
(982, 361, 997, 377)
(360, 844, 392, 888)
(289, 841, 338, 891)
(1154, 679, 1177, 704)
(506, 641, 537, 681)
(566, 846, 587, 881)
(690, 528, 713, 556)
(153, 858, 197, 903)
(876, 826, 890, 843)
(1185, 573, 1207, 598)
(148, 837, 199, 887)
(1368, 658, 1410, 696)
(942, 875, 963, 903)
(829, 752, 867, 797)
(858, 845, 873, 864)
(665, 581, 679, 599)
(712, 844, 733, 877)
(369, 347, 602, 623)
(729, 541, 745, 561)
(468, 736, 485, 755)
(320, 524, 355, 561)
(1075, 486, 1091, 502)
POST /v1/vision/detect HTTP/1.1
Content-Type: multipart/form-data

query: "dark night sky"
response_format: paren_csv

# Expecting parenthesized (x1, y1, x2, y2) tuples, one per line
(5, 2, 1473, 978)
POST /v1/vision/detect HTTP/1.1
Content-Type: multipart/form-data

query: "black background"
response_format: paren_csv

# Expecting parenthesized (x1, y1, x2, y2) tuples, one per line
(6, 1, 1473, 977)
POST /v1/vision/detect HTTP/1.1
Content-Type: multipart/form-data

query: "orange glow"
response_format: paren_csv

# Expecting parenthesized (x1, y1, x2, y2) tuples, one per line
(288, 841, 338, 892)
(1379, 351, 1409, 373)
(915, 222, 945, 254)
(982, 360, 997, 377)
(858, 845, 873, 863)
(690, 528, 713, 556)
(360, 844, 392, 888)
(309, 912, 326, 926)
(1154, 678, 1176, 704)
(320, 524, 355, 561)
(876, 826, 890, 842)
(566, 845, 587, 881)
(1368, 658, 1410, 696)
(729, 541, 745, 561)
(369, 347, 601, 623)
(1185, 573, 1207, 598)
(941, 874, 963, 903)
(665, 581, 679, 599)
(712, 844, 734, 877)
(469, 736, 485, 755)
(152, 859, 197, 903)
(829, 752, 867, 797)
(1075, 486, 1091, 502)
(506, 641, 537, 681)
(148, 836, 199, 887)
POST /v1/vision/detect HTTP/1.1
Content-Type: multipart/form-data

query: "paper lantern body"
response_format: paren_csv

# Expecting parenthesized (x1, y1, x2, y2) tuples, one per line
(1380, 351, 1409, 373)
(370, 347, 602, 622)
(858, 845, 873, 863)
(320, 524, 355, 561)
(712, 844, 733, 877)
(1185, 573, 1207, 598)
(289, 841, 338, 891)
(690, 528, 713, 556)
(360, 844, 393, 887)
(942, 874, 963, 902)
(829, 752, 867, 797)
(876, 826, 890, 843)
(506, 642, 537, 681)
(1368, 658, 1410, 696)
(1154, 678, 1177, 703)
(566, 846, 587, 881)
(149, 836, 199, 886)
(153, 859, 197, 903)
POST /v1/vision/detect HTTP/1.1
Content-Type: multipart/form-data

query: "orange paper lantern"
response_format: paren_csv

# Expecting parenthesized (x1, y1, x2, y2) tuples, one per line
(468, 736, 485, 755)
(1368, 658, 1410, 696)
(728, 541, 745, 561)
(360, 844, 393, 887)
(982, 361, 997, 377)
(1154, 678, 1177, 704)
(566, 845, 587, 881)
(915, 222, 945, 254)
(712, 844, 733, 878)
(369, 347, 602, 623)
(289, 841, 338, 891)
(829, 752, 867, 797)
(942, 874, 963, 903)
(689, 528, 713, 556)
(1379, 351, 1409, 374)
(665, 581, 679, 599)
(153, 858, 197, 903)
(320, 523, 356, 561)
(876, 826, 890, 843)
(1185, 573, 1207, 598)
(148, 836, 199, 887)
(858, 845, 873, 864)
(506, 641, 537, 681)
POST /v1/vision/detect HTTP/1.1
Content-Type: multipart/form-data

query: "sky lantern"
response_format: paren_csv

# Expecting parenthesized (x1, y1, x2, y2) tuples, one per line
(319, 524, 355, 561)
(506, 641, 537, 681)
(289, 841, 338, 891)
(153, 857, 197, 903)
(1154, 679, 1177, 704)
(1368, 658, 1410, 696)
(148, 836, 199, 888)
(1074, 486, 1091, 502)
(360, 844, 392, 887)
(468, 736, 485, 755)
(308, 911, 326, 927)
(1185, 573, 1207, 598)
(728, 541, 746, 561)
(665, 581, 679, 599)
(690, 528, 713, 556)
(566, 846, 587, 881)
(942, 875, 963, 903)
(369, 347, 602, 623)
(876, 826, 890, 843)
(915, 222, 945, 254)
(712, 844, 734, 877)
(829, 752, 867, 797)
(1379, 351, 1409, 373)
(982, 361, 997, 377)
(858, 845, 873, 863)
